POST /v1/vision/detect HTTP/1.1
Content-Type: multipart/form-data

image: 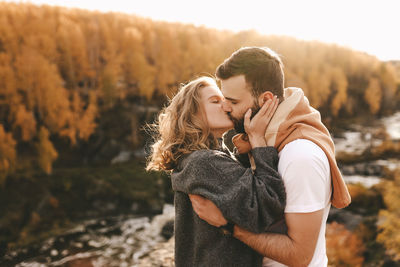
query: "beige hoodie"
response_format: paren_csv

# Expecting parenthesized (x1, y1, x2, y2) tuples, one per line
(233, 87, 351, 209)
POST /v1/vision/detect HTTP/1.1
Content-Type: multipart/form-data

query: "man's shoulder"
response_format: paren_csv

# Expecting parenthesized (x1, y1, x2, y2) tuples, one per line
(279, 140, 332, 214)
(278, 139, 330, 176)
(279, 139, 326, 161)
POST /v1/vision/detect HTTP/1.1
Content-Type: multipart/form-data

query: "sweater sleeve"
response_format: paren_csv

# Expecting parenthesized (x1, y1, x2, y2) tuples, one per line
(171, 147, 286, 233)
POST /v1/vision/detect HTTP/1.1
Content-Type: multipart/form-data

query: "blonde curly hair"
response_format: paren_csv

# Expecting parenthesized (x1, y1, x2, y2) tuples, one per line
(146, 76, 219, 171)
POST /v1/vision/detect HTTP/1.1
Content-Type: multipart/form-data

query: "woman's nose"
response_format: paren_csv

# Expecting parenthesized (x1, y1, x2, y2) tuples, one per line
(221, 100, 232, 112)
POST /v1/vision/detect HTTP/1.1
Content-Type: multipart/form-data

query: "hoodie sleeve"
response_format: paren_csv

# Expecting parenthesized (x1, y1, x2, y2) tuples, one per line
(171, 147, 286, 233)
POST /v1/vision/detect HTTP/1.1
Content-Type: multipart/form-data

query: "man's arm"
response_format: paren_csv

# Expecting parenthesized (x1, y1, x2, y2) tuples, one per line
(233, 140, 330, 266)
(190, 196, 323, 266)
(234, 210, 323, 267)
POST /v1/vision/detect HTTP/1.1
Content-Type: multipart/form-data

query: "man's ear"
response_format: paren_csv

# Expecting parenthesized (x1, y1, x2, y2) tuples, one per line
(257, 91, 274, 106)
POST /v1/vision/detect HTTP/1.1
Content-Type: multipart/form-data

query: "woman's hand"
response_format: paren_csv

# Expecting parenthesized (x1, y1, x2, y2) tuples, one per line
(189, 194, 227, 227)
(245, 96, 279, 148)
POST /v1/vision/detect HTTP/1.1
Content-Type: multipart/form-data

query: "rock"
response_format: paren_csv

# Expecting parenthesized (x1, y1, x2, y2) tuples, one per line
(328, 208, 364, 231)
(339, 162, 383, 177)
(111, 151, 132, 164)
(355, 164, 366, 175)
(92, 200, 117, 213)
(131, 202, 140, 212)
(340, 165, 356, 175)
(0, 241, 6, 258)
(133, 148, 147, 159)
(160, 220, 174, 240)
(50, 249, 58, 256)
(137, 237, 175, 267)
(94, 139, 122, 163)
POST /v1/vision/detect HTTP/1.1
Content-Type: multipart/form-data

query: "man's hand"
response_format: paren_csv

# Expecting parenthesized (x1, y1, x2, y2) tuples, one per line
(189, 194, 228, 227)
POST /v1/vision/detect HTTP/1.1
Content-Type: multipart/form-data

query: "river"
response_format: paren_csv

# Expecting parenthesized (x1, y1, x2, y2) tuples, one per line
(2, 205, 174, 267)
(333, 111, 400, 188)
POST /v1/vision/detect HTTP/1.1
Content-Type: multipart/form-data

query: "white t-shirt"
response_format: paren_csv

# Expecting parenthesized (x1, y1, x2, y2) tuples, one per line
(263, 139, 332, 267)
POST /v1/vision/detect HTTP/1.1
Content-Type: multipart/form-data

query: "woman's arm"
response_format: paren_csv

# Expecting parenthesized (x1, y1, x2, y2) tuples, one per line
(171, 146, 285, 233)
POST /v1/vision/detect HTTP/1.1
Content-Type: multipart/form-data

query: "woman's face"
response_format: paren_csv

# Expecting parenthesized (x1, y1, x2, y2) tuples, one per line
(200, 85, 234, 137)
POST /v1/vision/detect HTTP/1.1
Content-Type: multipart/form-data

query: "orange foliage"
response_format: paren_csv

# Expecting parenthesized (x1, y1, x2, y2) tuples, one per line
(0, 124, 17, 185)
(13, 105, 37, 141)
(36, 127, 58, 175)
(48, 196, 60, 209)
(347, 183, 367, 201)
(59, 90, 98, 145)
(372, 140, 400, 156)
(330, 67, 348, 116)
(377, 170, 400, 261)
(0, 2, 399, 181)
(326, 222, 365, 267)
(77, 91, 98, 141)
(364, 78, 382, 114)
(0, 53, 17, 107)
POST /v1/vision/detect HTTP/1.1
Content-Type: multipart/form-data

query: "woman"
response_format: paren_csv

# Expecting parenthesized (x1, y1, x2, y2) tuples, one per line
(146, 76, 285, 267)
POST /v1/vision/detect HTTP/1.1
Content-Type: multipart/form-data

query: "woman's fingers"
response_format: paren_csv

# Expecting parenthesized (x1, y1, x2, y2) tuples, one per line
(256, 98, 272, 117)
(245, 96, 279, 137)
(243, 108, 252, 132)
(253, 96, 277, 121)
(263, 96, 279, 121)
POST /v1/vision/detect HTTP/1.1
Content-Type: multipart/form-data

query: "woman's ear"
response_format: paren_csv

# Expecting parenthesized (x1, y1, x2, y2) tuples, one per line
(257, 91, 274, 106)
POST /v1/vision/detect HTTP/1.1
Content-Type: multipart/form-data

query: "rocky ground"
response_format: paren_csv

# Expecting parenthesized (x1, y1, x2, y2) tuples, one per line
(137, 238, 174, 267)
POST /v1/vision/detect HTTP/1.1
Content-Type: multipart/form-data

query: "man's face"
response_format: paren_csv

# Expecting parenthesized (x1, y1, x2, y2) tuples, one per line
(220, 75, 260, 133)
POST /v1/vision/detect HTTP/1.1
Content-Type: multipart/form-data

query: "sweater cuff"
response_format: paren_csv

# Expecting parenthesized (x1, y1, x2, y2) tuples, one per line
(251, 146, 278, 167)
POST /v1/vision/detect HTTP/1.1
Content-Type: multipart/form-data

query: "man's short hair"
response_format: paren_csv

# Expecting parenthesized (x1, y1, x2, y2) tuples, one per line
(216, 47, 284, 99)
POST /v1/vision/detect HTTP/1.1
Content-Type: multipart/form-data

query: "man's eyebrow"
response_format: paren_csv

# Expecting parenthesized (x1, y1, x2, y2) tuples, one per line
(224, 96, 239, 101)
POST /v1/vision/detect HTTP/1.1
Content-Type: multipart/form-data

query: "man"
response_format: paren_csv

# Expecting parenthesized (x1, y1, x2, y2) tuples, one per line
(190, 47, 351, 266)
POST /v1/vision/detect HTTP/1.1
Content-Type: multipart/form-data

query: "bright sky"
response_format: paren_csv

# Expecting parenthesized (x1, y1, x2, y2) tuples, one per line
(3, 0, 400, 61)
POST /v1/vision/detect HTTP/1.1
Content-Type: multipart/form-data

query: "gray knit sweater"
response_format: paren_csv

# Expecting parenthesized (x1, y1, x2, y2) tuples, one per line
(171, 146, 286, 267)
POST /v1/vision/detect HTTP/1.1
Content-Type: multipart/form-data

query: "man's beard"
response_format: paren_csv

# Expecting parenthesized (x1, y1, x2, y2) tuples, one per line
(228, 103, 260, 134)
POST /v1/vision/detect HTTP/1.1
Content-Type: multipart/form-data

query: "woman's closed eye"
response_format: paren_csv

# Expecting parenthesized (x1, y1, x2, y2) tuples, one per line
(210, 97, 222, 104)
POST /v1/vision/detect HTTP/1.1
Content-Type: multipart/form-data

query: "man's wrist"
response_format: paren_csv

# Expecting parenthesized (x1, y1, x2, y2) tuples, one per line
(233, 225, 243, 239)
(233, 225, 252, 243)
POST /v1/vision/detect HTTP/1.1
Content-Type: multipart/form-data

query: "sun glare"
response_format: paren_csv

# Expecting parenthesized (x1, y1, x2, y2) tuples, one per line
(2, 0, 400, 61)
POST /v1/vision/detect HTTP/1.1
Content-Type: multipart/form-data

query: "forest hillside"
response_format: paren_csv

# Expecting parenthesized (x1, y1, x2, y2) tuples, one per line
(1, 2, 399, 179)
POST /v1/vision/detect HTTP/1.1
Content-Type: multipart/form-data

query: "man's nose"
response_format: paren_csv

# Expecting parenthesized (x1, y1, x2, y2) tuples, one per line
(221, 100, 232, 112)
